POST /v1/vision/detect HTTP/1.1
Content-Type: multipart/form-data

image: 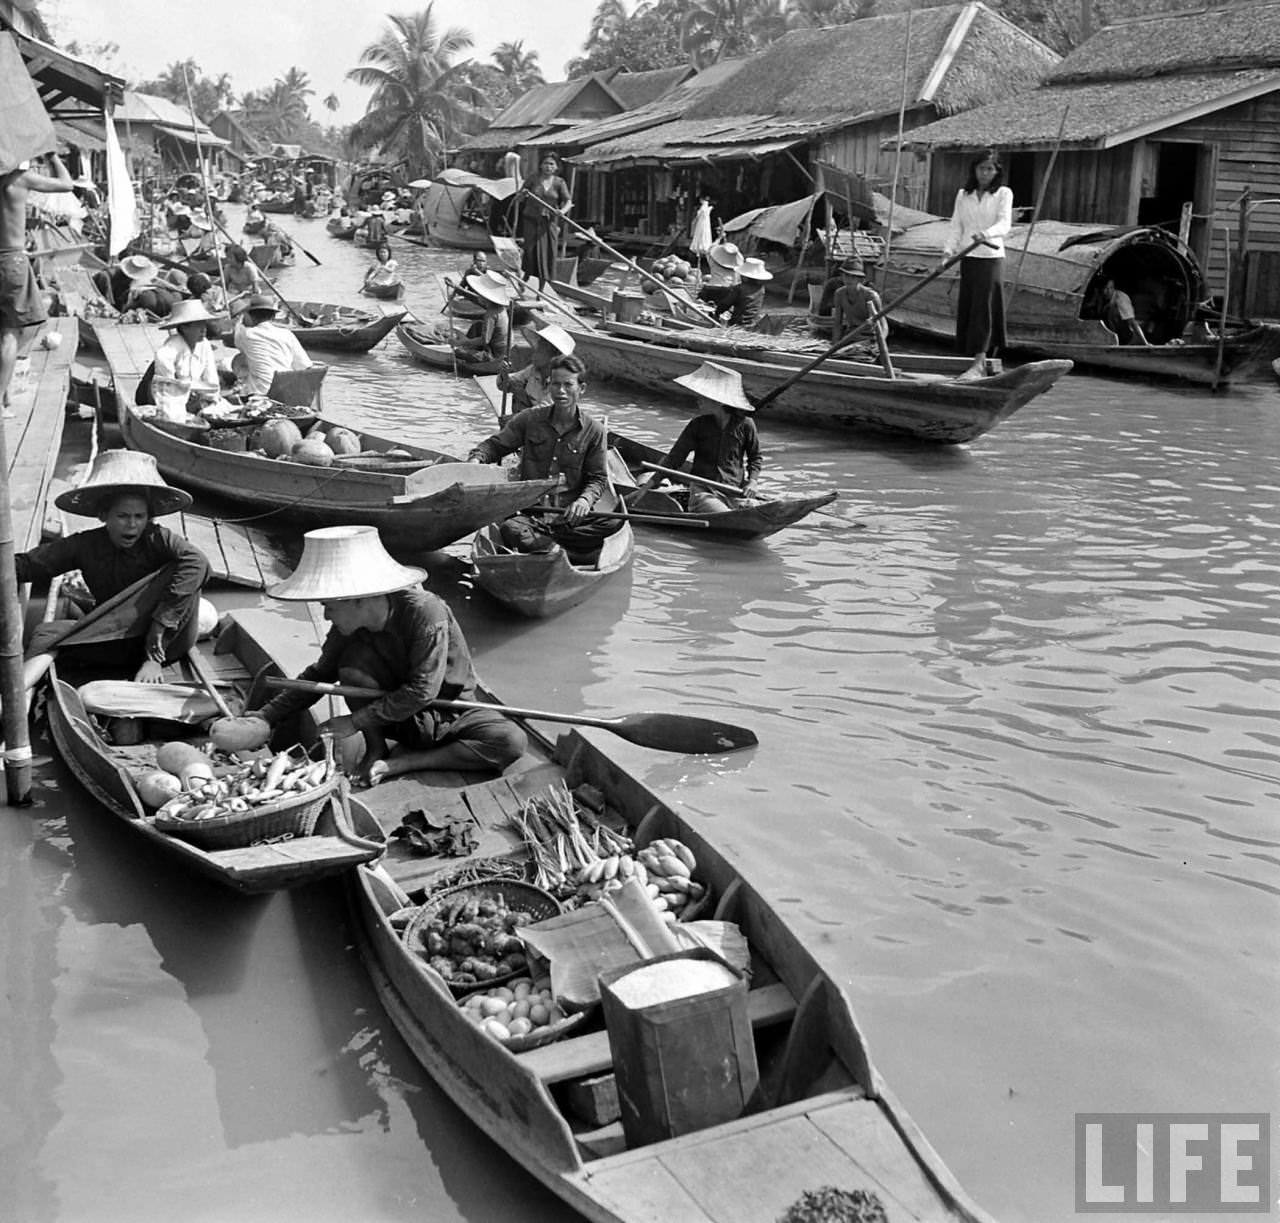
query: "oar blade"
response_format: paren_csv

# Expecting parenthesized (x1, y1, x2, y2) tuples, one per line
(612, 712, 758, 755)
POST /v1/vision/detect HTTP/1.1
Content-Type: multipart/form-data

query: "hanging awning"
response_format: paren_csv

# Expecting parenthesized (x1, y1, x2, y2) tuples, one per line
(53, 117, 107, 153)
(155, 125, 229, 147)
(723, 195, 820, 247)
(10, 27, 124, 119)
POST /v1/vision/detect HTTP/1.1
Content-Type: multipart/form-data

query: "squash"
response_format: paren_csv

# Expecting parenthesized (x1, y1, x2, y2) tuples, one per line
(209, 715, 271, 753)
(180, 759, 215, 791)
(260, 418, 303, 458)
(135, 769, 183, 809)
(326, 426, 361, 455)
(291, 438, 334, 466)
(156, 740, 207, 777)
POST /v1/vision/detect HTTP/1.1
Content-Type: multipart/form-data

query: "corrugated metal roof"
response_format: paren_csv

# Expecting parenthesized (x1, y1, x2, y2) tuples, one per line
(575, 114, 807, 167)
(899, 68, 1280, 151)
(458, 124, 550, 153)
(116, 90, 216, 137)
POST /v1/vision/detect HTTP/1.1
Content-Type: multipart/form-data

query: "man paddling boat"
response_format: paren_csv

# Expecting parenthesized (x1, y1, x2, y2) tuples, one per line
(639, 362, 762, 514)
(16, 451, 209, 683)
(216, 526, 525, 785)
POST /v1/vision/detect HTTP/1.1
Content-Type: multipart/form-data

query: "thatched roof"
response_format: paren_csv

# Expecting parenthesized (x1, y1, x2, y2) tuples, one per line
(684, 2, 1057, 125)
(900, 67, 1280, 149)
(1050, 1, 1280, 85)
(488, 75, 624, 129)
(606, 65, 695, 110)
(461, 124, 547, 152)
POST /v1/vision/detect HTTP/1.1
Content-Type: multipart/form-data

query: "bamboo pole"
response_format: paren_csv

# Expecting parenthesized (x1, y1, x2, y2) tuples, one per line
(0, 409, 33, 804)
(880, 5, 913, 295)
(1008, 105, 1071, 308)
(180, 67, 229, 305)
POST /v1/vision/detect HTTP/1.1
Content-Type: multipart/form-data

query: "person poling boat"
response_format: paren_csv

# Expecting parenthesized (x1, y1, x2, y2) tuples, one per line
(448, 272, 515, 361)
(495, 320, 575, 413)
(635, 362, 762, 515)
(229, 293, 325, 398)
(211, 526, 525, 787)
(17, 450, 209, 684)
(469, 353, 623, 562)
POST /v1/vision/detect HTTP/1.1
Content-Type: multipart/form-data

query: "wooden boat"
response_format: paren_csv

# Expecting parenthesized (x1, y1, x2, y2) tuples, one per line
(570, 324, 1072, 445)
(117, 407, 560, 551)
(256, 194, 295, 214)
(249, 241, 292, 270)
(326, 216, 358, 240)
(419, 168, 519, 251)
(471, 510, 634, 618)
(242, 215, 266, 236)
(247, 641, 996, 1223)
(611, 433, 838, 541)
(396, 322, 529, 375)
(361, 277, 404, 301)
(214, 301, 407, 353)
(879, 218, 1280, 387)
(45, 616, 384, 895)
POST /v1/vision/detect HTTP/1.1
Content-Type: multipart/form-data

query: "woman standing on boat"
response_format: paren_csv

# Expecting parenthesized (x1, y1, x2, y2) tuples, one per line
(518, 154, 571, 291)
(943, 148, 1012, 380)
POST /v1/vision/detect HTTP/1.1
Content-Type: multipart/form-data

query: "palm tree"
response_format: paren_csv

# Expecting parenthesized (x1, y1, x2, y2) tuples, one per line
(324, 92, 340, 113)
(682, 0, 785, 67)
(346, 5, 487, 179)
(243, 80, 309, 141)
(492, 40, 544, 90)
(784, 0, 865, 29)
(583, 0, 653, 53)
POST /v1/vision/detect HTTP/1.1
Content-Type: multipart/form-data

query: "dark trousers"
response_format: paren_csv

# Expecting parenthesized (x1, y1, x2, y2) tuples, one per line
(955, 257, 1006, 358)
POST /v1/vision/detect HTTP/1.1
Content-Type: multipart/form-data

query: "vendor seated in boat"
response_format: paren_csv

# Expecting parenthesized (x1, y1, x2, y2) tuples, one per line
(118, 254, 185, 320)
(224, 526, 526, 785)
(1098, 279, 1151, 346)
(261, 221, 294, 260)
(454, 272, 513, 360)
(711, 256, 771, 327)
(16, 450, 209, 684)
(697, 241, 743, 314)
(142, 299, 228, 419)
(230, 293, 319, 397)
(639, 362, 761, 514)
(830, 255, 887, 344)
(495, 320, 575, 412)
(221, 244, 262, 306)
(363, 242, 399, 288)
(469, 353, 619, 561)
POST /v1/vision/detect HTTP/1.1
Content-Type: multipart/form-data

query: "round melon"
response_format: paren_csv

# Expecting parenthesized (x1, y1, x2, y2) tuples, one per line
(156, 741, 208, 777)
(136, 769, 183, 809)
(326, 427, 361, 456)
(261, 418, 303, 458)
(291, 438, 334, 466)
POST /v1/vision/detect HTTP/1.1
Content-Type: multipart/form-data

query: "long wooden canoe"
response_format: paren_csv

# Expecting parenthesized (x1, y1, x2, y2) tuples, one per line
(361, 277, 405, 301)
(222, 610, 998, 1223)
(570, 326, 1072, 445)
(45, 620, 384, 895)
(879, 218, 1280, 387)
(326, 216, 357, 240)
(611, 433, 838, 541)
(213, 301, 406, 353)
(397, 322, 530, 375)
(118, 406, 559, 551)
(471, 517, 635, 618)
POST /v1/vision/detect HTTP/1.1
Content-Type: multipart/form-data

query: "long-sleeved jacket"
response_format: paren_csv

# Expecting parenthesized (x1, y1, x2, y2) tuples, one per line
(15, 524, 209, 663)
(469, 403, 608, 510)
(663, 413, 762, 491)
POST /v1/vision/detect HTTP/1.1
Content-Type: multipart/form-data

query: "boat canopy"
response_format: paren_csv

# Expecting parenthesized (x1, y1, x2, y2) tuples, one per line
(433, 167, 519, 201)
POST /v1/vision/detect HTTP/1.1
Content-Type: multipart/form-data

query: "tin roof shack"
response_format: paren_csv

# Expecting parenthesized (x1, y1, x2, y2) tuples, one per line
(113, 90, 228, 181)
(209, 111, 265, 174)
(567, 4, 1055, 250)
(898, 1, 1280, 312)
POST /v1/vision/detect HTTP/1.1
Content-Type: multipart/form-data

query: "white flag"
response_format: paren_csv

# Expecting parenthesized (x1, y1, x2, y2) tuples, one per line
(104, 110, 138, 256)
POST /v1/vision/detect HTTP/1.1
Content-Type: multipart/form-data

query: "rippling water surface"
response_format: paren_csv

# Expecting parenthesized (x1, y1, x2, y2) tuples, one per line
(3, 208, 1277, 1222)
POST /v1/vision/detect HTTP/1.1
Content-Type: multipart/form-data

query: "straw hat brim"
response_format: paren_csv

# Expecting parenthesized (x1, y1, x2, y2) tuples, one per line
(672, 362, 755, 412)
(55, 483, 193, 518)
(708, 245, 744, 269)
(464, 274, 514, 308)
(738, 261, 773, 281)
(159, 305, 220, 329)
(529, 323, 576, 356)
(267, 525, 427, 601)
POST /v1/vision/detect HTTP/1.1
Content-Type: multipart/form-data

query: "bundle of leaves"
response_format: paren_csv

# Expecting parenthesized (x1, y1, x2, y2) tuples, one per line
(777, 1186, 888, 1223)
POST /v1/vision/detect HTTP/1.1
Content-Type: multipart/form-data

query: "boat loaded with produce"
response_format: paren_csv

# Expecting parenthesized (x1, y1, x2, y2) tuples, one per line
(214, 608, 995, 1222)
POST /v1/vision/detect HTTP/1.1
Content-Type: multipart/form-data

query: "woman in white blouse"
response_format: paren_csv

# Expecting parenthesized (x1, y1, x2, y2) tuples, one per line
(942, 149, 1013, 379)
(151, 299, 223, 419)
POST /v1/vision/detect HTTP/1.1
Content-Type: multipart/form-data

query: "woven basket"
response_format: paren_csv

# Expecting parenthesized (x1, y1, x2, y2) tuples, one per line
(154, 774, 343, 850)
(404, 880, 561, 996)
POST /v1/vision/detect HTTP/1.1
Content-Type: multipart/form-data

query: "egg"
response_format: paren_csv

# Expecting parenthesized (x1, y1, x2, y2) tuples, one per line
(507, 1018, 533, 1038)
(482, 1018, 511, 1041)
(492, 986, 515, 1002)
(509, 999, 531, 1021)
(480, 997, 509, 1018)
(513, 983, 532, 1001)
(528, 1003, 550, 1027)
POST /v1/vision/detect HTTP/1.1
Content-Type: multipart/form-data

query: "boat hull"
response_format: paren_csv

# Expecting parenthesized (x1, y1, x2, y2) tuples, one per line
(471, 520, 634, 617)
(361, 279, 404, 301)
(118, 408, 558, 550)
(573, 330, 1071, 445)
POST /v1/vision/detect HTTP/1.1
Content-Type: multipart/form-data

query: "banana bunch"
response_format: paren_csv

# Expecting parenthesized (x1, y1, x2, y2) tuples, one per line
(573, 838, 706, 922)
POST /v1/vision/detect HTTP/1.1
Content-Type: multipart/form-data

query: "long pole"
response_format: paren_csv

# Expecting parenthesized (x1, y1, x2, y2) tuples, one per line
(0, 409, 32, 804)
(180, 66, 228, 306)
(1213, 224, 1231, 391)
(521, 190, 719, 328)
(881, 3, 914, 294)
(1008, 105, 1070, 308)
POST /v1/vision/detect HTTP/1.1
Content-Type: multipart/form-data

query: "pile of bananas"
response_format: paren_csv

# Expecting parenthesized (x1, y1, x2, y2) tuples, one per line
(573, 837, 707, 920)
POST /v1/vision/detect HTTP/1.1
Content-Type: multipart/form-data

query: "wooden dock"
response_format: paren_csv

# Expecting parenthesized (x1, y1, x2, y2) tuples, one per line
(6, 316, 76, 555)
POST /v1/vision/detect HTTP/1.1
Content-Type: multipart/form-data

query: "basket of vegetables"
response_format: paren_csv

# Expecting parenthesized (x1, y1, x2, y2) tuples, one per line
(148, 744, 341, 850)
(402, 880, 561, 995)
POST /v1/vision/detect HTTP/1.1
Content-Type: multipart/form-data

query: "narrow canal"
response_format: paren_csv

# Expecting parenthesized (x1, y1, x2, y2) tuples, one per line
(2, 208, 1276, 1222)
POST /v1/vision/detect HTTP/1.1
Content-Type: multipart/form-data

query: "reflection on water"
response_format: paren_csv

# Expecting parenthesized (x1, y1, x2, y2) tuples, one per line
(2, 206, 1277, 1222)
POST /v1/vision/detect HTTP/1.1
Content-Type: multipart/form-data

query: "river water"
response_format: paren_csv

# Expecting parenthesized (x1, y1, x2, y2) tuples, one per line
(3, 208, 1277, 1223)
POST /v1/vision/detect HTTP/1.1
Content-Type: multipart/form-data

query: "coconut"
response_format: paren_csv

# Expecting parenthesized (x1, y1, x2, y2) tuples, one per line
(261, 418, 303, 458)
(291, 438, 334, 466)
(326, 426, 361, 456)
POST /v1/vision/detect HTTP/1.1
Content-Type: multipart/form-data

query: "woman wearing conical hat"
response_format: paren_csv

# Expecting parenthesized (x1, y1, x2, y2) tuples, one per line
(643, 362, 762, 515)
(149, 299, 225, 418)
(15, 450, 209, 683)
(219, 527, 526, 786)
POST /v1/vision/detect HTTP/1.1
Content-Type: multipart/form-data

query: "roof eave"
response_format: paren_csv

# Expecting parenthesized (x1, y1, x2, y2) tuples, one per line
(1098, 70, 1280, 148)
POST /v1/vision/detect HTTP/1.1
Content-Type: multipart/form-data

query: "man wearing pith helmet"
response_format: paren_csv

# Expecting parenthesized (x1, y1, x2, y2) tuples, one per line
(16, 450, 209, 683)
(219, 526, 526, 786)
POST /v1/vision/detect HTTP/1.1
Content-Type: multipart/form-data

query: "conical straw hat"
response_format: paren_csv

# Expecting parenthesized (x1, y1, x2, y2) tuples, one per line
(55, 449, 193, 517)
(708, 242, 744, 270)
(159, 299, 221, 329)
(464, 273, 516, 308)
(672, 361, 755, 412)
(268, 526, 427, 602)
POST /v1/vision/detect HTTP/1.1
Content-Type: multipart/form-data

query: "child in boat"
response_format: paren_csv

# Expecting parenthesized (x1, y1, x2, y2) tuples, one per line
(363, 242, 399, 288)
(219, 526, 525, 785)
(16, 450, 209, 683)
(640, 362, 761, 514)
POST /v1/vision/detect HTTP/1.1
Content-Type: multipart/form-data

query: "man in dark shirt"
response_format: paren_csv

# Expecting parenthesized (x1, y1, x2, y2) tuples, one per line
(469, 353, 618, 559)
(236, 526, 524, 785)
(713, 256, 771, 327)
(641, 361, 762, 514)
(17, 450, 209, 681)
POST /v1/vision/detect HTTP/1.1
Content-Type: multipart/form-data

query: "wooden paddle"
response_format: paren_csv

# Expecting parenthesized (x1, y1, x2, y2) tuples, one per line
(187, 645, 234, 718)
(262, 676, 758, 754)
(637, 461, 745, 497)
(753, 237, 993, 410)
(528, 506, 709, 529)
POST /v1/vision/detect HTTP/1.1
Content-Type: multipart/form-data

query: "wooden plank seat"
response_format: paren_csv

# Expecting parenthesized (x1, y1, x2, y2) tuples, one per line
(516, 981, 797, 1085)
